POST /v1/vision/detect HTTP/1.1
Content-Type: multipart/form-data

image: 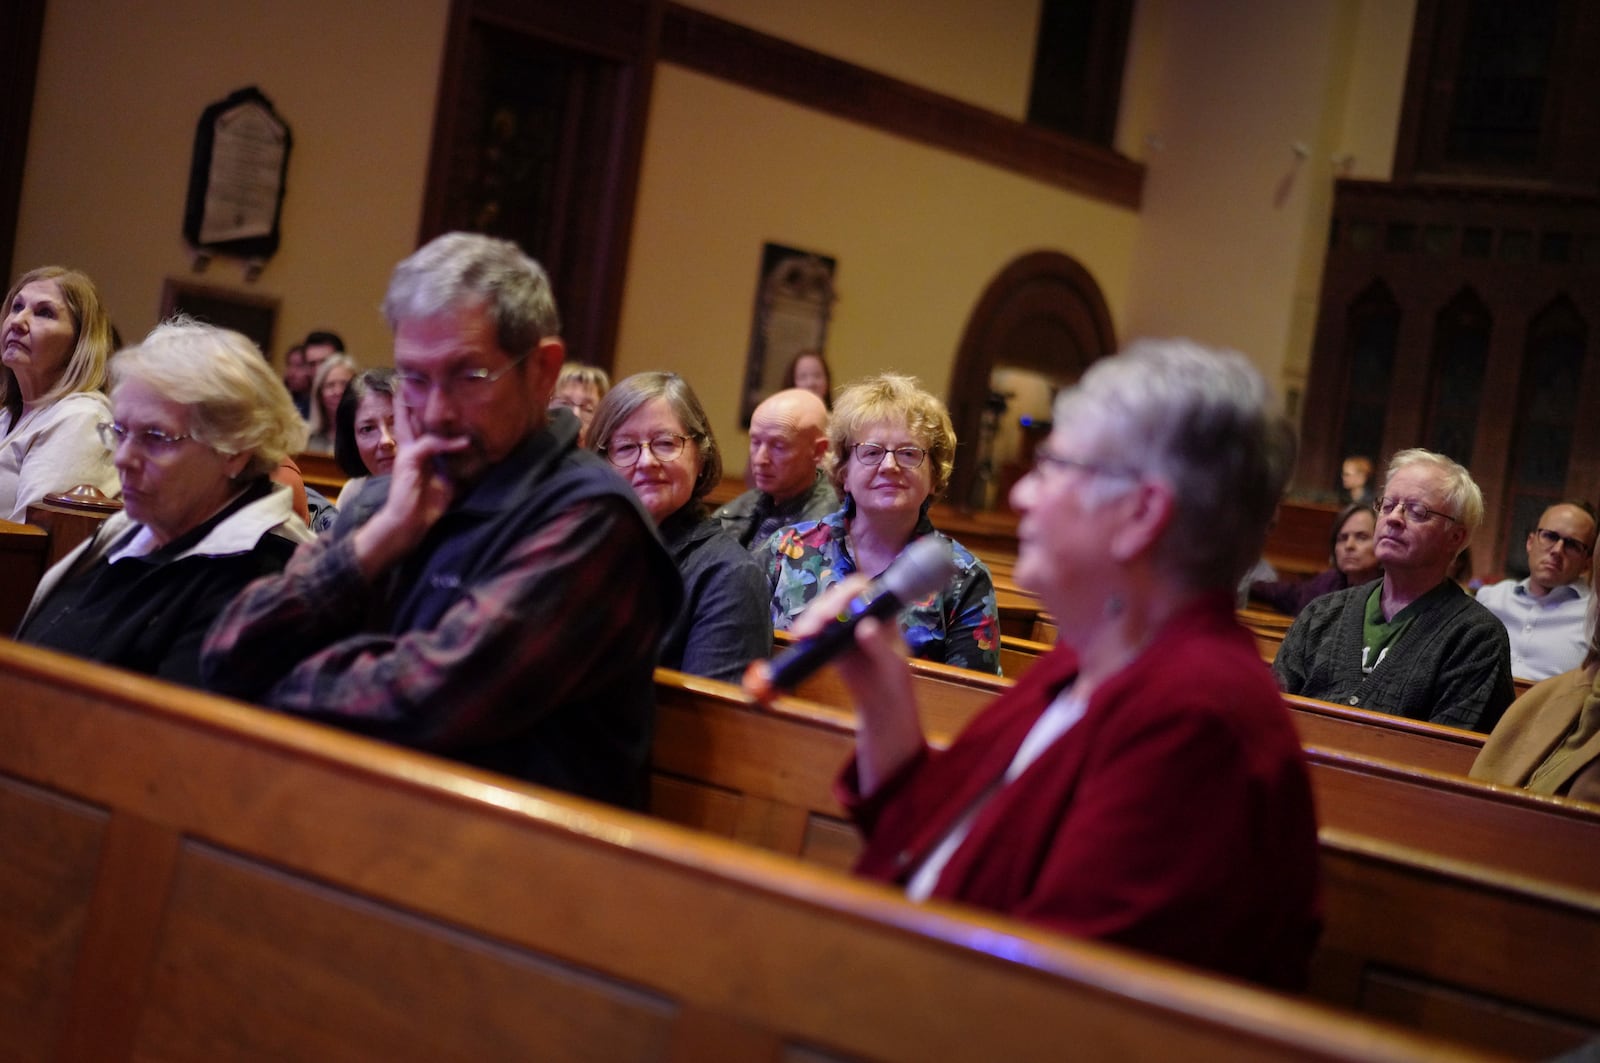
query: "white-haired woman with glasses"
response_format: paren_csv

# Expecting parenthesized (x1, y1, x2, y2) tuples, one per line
(755, 373, 999, 673)
(757, 342, 1320, 990)
(586, 371, 771, 682)
(16, 319, 312, 685)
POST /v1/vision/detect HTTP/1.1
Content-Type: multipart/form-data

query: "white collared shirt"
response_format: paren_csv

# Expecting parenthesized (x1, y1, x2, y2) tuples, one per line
(1476, 578, 1592, 681)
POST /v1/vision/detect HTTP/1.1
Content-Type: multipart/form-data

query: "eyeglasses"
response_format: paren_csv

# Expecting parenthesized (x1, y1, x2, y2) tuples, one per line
(1532, 527, 1593, 558)
(603, 434, 696, 467)
(1030, 449, 1139, 480)
(853, 443, 928, 469)
(396, 352, 528, 407)
(98, 421, 195, 454)
(550, 396, 596, 416)
(1374, 497, 1458, 524)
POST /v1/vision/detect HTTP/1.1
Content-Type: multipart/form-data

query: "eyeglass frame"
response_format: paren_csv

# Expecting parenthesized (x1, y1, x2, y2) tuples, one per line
(1374, 496, 1459, 525)
(1531, 526, 1594, 558)
(98, 421, 202, 455)
(602, 433, 699, 468)
(549, 394, 597, 416)
(851, 442, 929, 469)
(1029, 447, 1140, 481)
(394, 351, 530, 407)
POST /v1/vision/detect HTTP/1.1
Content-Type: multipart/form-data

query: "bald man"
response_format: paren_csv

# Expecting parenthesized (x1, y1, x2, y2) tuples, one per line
(713, 388, 838, 551)
(1476, 501, 1597, 681)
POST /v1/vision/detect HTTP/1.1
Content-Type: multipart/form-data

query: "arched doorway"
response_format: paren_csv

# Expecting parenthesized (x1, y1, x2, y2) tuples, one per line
(946, 251, 1116, 511)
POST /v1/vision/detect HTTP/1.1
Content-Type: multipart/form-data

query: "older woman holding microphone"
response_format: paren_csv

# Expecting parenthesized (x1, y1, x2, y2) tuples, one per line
(758, 372, 999, 673)
(16, 319, 312, 685)
(1, 266, 119, 519)
(750, 341, 1320, 990)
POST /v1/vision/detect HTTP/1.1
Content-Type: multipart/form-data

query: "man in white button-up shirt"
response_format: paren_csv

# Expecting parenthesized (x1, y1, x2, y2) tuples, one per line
(1477, 501, 1597, 681)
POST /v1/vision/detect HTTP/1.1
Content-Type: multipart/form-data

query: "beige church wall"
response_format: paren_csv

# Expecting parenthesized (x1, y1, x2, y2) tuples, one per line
(12, 0, 448, 366)
(612, 64, 1141, 464)
(1117, 0, 1413, 418)
(676, 0, 1043, 119)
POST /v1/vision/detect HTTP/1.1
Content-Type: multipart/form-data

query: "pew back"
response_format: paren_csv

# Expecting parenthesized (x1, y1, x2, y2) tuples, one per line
(650, 670, 1600, 1057)
(0, 640, 1482, 1063)
(0, 519, 48, 634)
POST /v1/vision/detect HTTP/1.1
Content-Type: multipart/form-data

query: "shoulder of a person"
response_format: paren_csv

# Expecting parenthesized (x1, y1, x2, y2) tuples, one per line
(1474, 577, 1520, 604)
(712, 488, 761, 517)
(37, 390, 111, 425)
(1293, 581, 1364, 626)
(943, 535, 985, 571)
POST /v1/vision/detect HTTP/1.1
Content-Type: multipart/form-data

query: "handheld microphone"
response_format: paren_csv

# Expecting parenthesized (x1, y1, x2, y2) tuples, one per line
(743, 535, 956, 702)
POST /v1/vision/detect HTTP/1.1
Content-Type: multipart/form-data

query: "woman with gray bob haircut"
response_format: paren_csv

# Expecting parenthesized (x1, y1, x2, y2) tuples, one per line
(1052, 338, 1297, 592)
(587, 370, 771, 682)
(769, 339, 1321, 990)
(16, 318, 312, 687)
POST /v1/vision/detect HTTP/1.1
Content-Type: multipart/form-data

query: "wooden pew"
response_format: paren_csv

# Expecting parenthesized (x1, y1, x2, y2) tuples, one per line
(0, 519, 48, 633)
(650, 670, 1600, 1057)
(1288, 694, 1483, 776)
(26, 486, 120, 567)
(785, 638, 1488, 779)
(0, 642, 1486, 1063)
(1000, 633, 1052, 676)
(292, 448, 348, 497)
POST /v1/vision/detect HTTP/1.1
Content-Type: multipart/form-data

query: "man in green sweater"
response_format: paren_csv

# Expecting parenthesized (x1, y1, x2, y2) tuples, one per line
(1274, 448, 1513, 733)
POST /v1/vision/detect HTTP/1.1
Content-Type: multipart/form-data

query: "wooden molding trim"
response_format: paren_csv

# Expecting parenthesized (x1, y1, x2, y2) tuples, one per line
(658, 4, 1144, 210)
(0, 0, 46, 276)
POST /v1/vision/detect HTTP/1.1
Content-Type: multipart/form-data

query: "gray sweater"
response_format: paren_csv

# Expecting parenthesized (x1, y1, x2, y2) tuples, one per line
(1273, 579, 1514, 733)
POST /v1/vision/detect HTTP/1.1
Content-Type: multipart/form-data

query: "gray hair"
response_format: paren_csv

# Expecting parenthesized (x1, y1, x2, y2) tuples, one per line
(1054, 338, 1295, 592)
(382, 232, 561, 355)
(110, 318, 308, 479)
(586, 371, 722, 505)
(1384, 448, 1485, 534)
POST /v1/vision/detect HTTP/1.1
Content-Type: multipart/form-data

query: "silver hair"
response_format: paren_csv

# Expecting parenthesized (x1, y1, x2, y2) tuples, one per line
(382, 232, 560, 355)
(1383, 448, 1485, 534)
(110, 317, 308, 478)
(1053, 338, 1295, 591)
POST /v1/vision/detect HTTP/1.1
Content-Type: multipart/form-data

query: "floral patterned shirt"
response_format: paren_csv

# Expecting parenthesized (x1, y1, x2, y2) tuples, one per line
(756, 507, 1001, 674)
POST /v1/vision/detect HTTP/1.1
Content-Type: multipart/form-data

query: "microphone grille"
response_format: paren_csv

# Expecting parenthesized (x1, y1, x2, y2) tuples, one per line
(882, 535, 957, 603)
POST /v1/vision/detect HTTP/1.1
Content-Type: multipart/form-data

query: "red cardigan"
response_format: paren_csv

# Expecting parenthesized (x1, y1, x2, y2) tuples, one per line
(839, 592, 1322, 990)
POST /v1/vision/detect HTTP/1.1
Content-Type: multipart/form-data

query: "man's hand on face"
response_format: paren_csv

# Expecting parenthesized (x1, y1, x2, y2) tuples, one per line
(351, 403, 470, 580)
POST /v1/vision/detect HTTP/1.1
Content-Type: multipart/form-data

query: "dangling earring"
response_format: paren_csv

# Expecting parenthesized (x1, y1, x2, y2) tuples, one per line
(1103, 593, 1125, 619)
(917, 495, 933, 523)
(842, 492, 856, 520)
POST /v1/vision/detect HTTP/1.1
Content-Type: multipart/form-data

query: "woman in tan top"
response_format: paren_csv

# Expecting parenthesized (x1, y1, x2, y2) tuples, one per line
(1471, 563, 1600, 804)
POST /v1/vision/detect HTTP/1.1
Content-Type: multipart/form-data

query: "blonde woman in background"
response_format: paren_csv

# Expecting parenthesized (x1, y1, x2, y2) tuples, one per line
(0, 266, 119, 519)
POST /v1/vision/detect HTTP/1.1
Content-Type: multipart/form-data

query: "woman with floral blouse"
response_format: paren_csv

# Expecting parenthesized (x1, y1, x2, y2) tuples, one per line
(755, 372, 1000, 674)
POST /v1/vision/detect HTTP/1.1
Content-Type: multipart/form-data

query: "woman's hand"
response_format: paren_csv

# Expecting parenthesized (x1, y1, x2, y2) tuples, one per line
(783, 575, 926, 796)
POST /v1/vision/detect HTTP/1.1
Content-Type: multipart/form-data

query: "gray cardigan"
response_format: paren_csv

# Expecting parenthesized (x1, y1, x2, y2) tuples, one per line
(1273, 579, 1514, 733)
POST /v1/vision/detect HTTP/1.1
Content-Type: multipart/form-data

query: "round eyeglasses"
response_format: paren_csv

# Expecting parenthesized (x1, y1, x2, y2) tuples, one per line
(1374, 497, 1458, 525)
(852, 443, 927, 469)
(603, 434, 696, 467)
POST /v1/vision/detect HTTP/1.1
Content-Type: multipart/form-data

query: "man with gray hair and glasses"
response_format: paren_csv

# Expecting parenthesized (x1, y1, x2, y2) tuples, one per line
(203, 232, 681, 808)
(1475, 500, 1597, 681)
(1275, 448, 1513, 732)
